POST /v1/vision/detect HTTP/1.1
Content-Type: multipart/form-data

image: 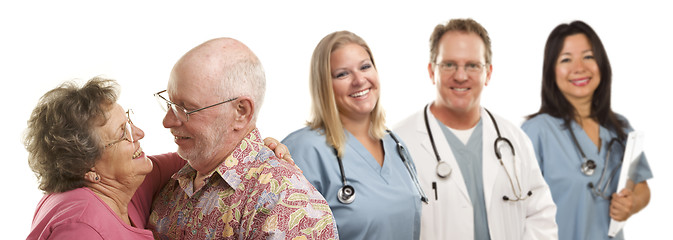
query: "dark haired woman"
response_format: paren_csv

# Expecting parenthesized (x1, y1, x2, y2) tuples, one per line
(522, 21, 652, 240)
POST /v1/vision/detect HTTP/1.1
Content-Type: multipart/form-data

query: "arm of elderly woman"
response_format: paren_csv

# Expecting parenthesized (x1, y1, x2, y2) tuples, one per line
(129, 136, 295, 229)
(264, 137, 295, 165)
(610, 180, 650, 221)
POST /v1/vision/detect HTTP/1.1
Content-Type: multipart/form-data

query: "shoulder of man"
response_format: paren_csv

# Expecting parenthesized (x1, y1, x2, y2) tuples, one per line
(241, 145, 338, 239)
(393, 108, 425, 137)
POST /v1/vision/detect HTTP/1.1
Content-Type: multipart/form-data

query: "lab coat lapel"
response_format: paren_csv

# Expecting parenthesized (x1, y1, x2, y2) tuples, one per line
(418, 106, 471, 202)
(481, 107, 499, 212)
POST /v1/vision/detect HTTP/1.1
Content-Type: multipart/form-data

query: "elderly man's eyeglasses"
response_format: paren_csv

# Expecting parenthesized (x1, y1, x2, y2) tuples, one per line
(436, 62, 486, 74)
(154, 90, 239, 122)
(104, 110, 135, 148)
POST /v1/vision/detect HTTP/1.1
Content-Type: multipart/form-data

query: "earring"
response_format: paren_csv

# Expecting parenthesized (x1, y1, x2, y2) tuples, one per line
(95, 175, 100, 181)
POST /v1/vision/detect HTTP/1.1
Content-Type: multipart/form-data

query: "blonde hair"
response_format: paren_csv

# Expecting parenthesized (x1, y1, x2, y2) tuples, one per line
(308, 30, 386, 157)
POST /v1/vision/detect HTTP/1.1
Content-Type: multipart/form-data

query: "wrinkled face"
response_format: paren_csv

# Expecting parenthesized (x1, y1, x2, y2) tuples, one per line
(95, 103, 151, 185)
(162, 63, 237, 169)
(555, 33, 601, 104)
(429, 31, 491, 115)
(330, 43, 380, 121)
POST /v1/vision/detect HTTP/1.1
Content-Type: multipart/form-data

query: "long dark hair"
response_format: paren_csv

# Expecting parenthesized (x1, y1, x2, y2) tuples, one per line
(528, 20, 626, 140)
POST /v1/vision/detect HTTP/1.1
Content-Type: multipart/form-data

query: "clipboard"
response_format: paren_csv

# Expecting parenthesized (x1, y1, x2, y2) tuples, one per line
(607, 131, 644, 238)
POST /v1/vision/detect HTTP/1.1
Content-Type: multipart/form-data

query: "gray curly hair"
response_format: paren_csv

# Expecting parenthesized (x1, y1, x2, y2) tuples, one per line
(24, 77, 119, 193)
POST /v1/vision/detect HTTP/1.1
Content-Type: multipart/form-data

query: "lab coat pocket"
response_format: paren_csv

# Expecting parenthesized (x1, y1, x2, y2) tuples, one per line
(491, 173, 527, 238)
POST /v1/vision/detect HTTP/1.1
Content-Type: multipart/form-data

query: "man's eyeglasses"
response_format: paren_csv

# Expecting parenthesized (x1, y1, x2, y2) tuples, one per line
(104, 110, 135, 148)
(436, 62, 487, 75)
(154, 90, 238, 122)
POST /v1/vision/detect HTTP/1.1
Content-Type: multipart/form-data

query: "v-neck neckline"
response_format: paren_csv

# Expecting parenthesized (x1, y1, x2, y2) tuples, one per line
(570, 121, 609, 157)
(344, 130, 390, 175)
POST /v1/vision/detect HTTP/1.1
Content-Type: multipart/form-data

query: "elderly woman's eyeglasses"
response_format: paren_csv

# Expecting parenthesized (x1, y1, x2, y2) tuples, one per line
(436, 62, 486, 75)
(104, 110, 135, 148)
(154, 90, 239, 122)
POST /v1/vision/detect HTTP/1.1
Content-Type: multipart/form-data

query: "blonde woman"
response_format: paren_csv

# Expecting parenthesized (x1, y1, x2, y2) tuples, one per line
(282, 31, 426, 240)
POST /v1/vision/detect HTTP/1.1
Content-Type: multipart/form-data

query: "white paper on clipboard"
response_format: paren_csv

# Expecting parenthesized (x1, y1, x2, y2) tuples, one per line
(607, 131, 644, 238)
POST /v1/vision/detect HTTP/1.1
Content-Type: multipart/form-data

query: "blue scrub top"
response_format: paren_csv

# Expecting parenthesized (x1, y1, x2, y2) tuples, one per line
(437, 118, 491, 240)
(437, 119, 491, 240)
(282, 127, 422, 240)
(522, 114, 653, 240)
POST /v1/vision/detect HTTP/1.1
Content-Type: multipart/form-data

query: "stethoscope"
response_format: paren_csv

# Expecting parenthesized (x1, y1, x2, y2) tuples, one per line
(423, 104, 532, 202)
(335, 130, 429, 204)
(568, 127, 624, 199)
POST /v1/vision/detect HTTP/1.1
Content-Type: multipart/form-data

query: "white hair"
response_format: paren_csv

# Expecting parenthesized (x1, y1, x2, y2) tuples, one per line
(215, 48, 266, 121)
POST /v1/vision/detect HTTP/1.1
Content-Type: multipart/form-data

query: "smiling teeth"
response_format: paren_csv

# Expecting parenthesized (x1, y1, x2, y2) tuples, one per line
(453, 88, 468, 91)
(133, 147, 143, 159)
(350, 89, 369, 97)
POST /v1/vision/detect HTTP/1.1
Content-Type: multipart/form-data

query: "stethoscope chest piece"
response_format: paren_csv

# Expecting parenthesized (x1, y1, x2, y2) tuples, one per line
(436, 161, 452, 178)
(337, 184, 356, 204)
(581, 159, 597, 176)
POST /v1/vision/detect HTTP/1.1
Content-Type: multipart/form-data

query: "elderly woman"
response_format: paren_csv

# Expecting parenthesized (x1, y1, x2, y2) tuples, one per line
(282, 31, 426, 240)
(25, 77, 290, 239)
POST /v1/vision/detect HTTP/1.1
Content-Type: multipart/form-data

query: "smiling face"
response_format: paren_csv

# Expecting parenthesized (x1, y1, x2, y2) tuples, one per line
(429, 31, 492, 116)
(555, 33, 601, 105)
(162, 61, 237, 170)
(94, 103, 152, 186)
(161, 40, 246, 173)
(330, 43, 380, 121)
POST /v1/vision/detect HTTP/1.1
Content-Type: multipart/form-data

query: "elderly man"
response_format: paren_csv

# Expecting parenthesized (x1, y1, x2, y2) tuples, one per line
(148, 38, 338, 239)
(394, 19, 558, 239)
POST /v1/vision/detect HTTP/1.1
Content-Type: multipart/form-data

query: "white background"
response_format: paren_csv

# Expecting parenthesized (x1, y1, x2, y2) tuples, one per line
(2, 0, 670, 238)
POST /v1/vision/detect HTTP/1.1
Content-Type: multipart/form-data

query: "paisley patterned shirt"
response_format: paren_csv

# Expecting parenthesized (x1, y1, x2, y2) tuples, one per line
(148, 128, 338, 239)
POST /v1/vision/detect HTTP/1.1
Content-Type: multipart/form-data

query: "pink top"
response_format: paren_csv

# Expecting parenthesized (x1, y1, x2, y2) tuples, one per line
(27, 153, 186, 240)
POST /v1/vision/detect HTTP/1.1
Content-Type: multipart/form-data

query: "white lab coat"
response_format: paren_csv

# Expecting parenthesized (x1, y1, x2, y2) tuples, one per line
(394, 106, 558, 240)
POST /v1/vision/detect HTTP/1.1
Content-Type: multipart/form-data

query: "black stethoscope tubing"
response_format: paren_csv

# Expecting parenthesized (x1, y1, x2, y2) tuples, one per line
(423, 104, 531, 201)
(567, 126, 625, 199)
(335, 130, 429, 204)
(569, 128, 598, 176)
(423, 104, 452, 178)
(333, 147, 356, 204)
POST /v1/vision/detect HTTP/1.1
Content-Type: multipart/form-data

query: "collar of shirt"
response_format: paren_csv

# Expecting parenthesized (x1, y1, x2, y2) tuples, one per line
(171, 128, 271, 195)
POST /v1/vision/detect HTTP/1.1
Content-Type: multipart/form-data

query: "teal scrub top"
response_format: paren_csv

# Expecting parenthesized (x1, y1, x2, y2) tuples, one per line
(437, 119, 491, 240)
(522, 113, 652, 240)
(282, 127, 422, 240)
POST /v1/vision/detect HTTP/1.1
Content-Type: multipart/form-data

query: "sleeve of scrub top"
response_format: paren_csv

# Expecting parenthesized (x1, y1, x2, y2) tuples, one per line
(628, 152, 653, 184)
(521, 120, 546, 175)
(619, 115, 654, 184)
(519, 129, 559, 240)
(391, 131, 419, 171)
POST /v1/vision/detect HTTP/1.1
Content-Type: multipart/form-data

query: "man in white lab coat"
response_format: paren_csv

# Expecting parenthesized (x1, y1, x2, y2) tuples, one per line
(394, 18, 558, 239)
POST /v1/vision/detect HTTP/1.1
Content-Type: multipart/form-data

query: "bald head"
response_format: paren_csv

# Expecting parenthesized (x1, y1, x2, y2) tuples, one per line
(169, 37, 266, 120)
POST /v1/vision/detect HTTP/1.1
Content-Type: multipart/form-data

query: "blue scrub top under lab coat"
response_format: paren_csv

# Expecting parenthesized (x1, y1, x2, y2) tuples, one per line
(437, 119, 491, 240)
(522, 114, 653, 240)
(282, 127, 422, 240)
